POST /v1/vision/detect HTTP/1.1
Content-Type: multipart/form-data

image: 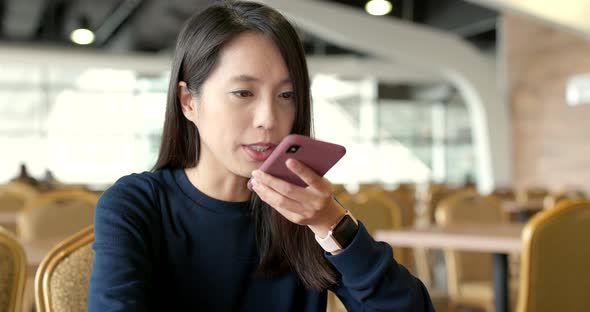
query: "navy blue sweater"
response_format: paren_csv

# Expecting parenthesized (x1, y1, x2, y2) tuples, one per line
(88, 167, 433, 311)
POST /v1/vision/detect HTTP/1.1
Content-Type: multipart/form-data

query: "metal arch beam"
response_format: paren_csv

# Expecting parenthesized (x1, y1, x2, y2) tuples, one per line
(94, 0, 145, 47)
(262, 0, 512, 192)
(0, 0, 5, 35)
(306, 56, 444, 85)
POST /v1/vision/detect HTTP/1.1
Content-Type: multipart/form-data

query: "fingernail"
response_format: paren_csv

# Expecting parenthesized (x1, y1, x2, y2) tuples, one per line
(251, 179, 258, 187)
(287, 159, 298, 168)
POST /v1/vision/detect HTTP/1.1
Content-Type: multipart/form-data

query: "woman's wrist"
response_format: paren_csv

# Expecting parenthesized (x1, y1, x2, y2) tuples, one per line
(307, 198, 347, 238)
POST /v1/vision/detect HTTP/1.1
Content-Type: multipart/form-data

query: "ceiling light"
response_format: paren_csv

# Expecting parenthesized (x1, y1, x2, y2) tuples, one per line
(70, 28, 95, 45)
(70, 16, 95, 45)
(365, 0, 393, 16)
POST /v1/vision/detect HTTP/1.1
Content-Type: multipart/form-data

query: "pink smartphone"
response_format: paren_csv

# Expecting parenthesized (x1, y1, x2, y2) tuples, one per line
(248, 134, 346, 190)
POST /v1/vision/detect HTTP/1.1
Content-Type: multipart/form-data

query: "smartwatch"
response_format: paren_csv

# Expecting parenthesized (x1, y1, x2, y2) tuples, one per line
(315, 210, 359, 253)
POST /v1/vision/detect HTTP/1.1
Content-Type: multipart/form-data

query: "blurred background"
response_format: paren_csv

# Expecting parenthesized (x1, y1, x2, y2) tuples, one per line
(2, 1, 590, 311)
(0, 0, 500, 189)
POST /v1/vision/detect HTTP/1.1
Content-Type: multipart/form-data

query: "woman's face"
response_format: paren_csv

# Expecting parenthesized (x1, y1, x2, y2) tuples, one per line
(182, 31, 297, 180)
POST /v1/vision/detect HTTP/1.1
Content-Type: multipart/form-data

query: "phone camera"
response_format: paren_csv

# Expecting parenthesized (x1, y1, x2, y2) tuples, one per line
(286, 145, 300, 153)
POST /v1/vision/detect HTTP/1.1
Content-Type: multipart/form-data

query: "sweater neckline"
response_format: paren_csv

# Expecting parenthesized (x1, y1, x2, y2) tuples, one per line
(173, 167, 251, 216)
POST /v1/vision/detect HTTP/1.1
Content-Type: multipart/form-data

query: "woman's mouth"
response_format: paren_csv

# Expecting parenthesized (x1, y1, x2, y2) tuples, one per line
(243, 143, 275, 162)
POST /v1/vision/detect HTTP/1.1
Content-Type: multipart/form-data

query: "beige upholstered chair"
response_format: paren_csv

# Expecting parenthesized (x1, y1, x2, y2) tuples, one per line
(543, 189, 586, 210)
(435, 189, 510, 311)
(17, 190, 99, 241)
(386, 187, 416, 228)
(0, 182, 39, 213)
(328, 191, 403, 312)
(0, 226, 26, 312)
(381, 187, 416, 272)
(517, 187, 548, 204)
(331, 184, 349, 198)
(424, 183, 456, 225)
(516, 200, 590, 312)
(340, 191, 402, 236)
(332, 189, 449, 312)
(492, 186, 516, 202)
(35, 225, 94, 312)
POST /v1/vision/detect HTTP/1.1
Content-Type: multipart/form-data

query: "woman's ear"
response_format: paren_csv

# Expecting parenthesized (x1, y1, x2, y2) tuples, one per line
(178, 81, 197, 121)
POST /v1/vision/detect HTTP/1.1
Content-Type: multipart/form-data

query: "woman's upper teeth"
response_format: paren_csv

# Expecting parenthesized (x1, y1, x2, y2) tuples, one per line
(250, 145, 270, 152)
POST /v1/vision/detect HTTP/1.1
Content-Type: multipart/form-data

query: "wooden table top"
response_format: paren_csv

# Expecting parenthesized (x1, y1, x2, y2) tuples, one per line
(502, 200, 544, 213)
(375, 224, 524, 254)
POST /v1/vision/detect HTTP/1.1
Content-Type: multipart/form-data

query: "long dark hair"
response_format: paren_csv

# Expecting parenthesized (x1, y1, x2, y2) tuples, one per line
(153, 1, 335, 290)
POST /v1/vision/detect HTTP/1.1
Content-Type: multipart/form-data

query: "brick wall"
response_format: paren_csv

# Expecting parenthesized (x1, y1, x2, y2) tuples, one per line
(503, 14, 590, 193)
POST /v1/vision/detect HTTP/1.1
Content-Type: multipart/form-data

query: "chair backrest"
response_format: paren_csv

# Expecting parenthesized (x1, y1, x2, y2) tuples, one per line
(424, 183, 456, 224)
(386, 187, 416, 228)
(518, 187, 548, 203)
(341, 191, 402, 234)
(517, 200, 590, 312)
(492, 186, 516, 202)
(331, 184, 349, 198)
(0, 226, 26, 312)
(340, 191, 413, 268)
(435, 189, 506, 297)
(35, 225, 94, 312)
(0, 182, 39, 213)
(543, 189, 587, 209)
(18, 190, 99, 241)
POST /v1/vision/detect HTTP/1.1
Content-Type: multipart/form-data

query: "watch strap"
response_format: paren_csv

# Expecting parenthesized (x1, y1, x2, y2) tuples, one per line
(314, 210, 358, 253)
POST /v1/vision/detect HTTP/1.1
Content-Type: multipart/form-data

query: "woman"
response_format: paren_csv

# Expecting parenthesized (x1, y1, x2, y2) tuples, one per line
(88, 1, 433, 311)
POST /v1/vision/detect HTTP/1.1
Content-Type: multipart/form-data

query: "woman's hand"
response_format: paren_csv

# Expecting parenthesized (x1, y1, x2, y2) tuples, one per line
(250, 158, 346, 238)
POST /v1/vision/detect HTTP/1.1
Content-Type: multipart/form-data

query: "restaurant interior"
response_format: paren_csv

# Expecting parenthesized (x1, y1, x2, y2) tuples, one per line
(1, 0, 590, 311)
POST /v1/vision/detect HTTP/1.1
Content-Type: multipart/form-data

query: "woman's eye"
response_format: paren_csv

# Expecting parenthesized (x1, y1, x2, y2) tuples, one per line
(280, 91, 294, 99)
(232, 90, 253, 98)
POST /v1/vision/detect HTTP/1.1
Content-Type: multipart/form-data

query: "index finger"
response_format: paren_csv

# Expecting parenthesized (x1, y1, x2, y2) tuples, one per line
(285, 158, 331, 192)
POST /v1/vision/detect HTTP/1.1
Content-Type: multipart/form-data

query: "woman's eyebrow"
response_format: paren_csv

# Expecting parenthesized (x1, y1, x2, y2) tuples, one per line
(229, 74, 291, 85)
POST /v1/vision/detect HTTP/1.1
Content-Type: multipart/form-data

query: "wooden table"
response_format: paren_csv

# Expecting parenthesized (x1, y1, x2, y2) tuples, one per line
(503, 200, 543, 222)
(375, 224, 524, 312)
(0, 212, 18, 233)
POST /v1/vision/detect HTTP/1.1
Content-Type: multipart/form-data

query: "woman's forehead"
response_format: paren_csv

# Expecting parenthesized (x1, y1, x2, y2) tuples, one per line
(211, 32, 291, 82)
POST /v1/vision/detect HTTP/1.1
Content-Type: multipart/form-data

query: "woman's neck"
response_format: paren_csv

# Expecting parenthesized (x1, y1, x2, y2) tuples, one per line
(184, 165, 251, 202)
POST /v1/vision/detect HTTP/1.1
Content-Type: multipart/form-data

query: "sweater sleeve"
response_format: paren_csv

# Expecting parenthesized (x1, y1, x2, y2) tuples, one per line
(88, 174, 158, 312)
(327, 222, 434, 312)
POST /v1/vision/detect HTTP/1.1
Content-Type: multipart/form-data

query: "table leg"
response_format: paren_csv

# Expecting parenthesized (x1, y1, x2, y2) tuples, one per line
(493, 253, 509, 312)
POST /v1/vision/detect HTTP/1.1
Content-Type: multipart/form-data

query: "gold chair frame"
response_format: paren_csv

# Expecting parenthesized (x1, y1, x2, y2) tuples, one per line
(0, 226, 26, 312)
(517, 199, 590, 312)
(35, 225, 94, 312)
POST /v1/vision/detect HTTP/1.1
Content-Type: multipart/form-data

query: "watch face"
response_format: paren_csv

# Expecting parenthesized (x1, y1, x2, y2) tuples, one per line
(332, 215, 359, 249)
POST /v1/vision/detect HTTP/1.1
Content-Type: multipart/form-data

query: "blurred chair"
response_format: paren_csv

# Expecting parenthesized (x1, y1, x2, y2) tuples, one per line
(415, 183, 455, 292)
(341, 190, 402, 232)
(436, 189, 511, 311)
(332, 184, 347, 195)
(330, 189, 449, 312)
(543, 189, 586, 210)
(35, 225, 94, 312)
(0, 182, 39, 213)
(517, 187, 548, 204)
(383, 187, 417, 271)
(517, 200, 590, 312)
(17, 190, 99, 241)
(326, 290, 346, 312)
(0, 226, 26, 312)
(340, 190, 415, 267)
(492, 186, 516, 202)
(387, 187, 416, 227)
(356, 183, 383, 195)
(424, 183, 456, 225)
